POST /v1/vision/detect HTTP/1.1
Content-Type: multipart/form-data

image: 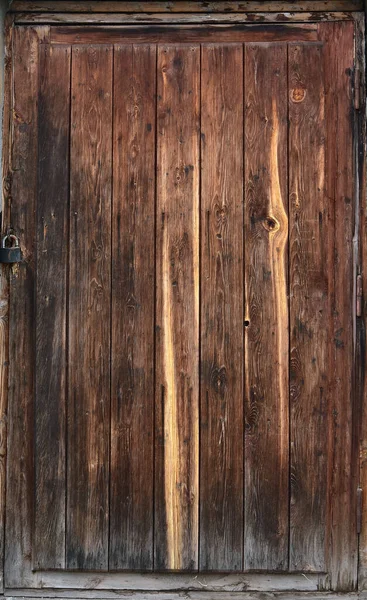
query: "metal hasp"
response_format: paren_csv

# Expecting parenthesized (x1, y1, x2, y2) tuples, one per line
(0, 233, 21, 263)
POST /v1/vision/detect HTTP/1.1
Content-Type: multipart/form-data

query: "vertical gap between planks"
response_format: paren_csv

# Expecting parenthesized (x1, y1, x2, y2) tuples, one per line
(152, 41, 158, 572)
(65, 43, 73, 569)
(242, 40, 246, 572)
(286, 41, 291, 573)
(108, 43, 115, 571)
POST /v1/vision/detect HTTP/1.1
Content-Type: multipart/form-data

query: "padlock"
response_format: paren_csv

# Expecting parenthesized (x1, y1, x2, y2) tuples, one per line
(0, 234, 22, 264)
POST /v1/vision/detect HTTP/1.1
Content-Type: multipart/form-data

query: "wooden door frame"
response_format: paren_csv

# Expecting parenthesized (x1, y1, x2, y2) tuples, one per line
(0, 2, 366, 596)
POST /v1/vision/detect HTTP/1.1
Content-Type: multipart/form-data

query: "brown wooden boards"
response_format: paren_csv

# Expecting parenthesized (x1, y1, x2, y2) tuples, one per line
(288, 42, 328, 572)
(109, 44, 156, 571)
(4, 26, 42, 588)
(318, 21, 357, 591)
(66, 45, 113, 570)
(34, 43, 71, 571)
(199, 43, 244, 571)
(155, 44, 200, 571)
(244, 43, 289, 571)
(2, 20, 359, 590)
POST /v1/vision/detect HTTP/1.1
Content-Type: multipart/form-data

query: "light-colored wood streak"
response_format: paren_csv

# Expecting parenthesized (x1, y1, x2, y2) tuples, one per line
(155, 44, 199, 571)
(244, 43, 288, 570)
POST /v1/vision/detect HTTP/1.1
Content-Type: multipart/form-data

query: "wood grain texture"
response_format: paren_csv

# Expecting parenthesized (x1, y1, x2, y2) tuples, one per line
(34, 43, 70, 571)
(318, 21, 357, 592)
(288, 42, 328, 572)
(244, 43, 288, 571)
(4, 25, 43, 588)
(155, 44, 200, 571)
(13, 12, 356, 24)
(199, 43, 244, 572)
(10, 1, 364, 13)
(0, 14, 14, 593)
(50, 25, 319, 45)
(109, 43, 156, 571)
(67, 44, 112, 571)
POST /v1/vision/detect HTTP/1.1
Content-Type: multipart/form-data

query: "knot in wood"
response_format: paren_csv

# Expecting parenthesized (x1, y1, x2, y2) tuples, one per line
(291, 87, 306, 103)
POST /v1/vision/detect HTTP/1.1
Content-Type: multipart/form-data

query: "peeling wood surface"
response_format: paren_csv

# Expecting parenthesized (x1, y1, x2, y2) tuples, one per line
(13, 12, 357, 24)
(3, 19, 358, 592)
(49, 25, 319, 45)
(9, 1, 365, 13)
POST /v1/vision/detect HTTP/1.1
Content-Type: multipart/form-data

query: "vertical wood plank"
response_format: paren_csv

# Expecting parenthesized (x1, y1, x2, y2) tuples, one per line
(109, 44, 156, 571)
(67, 44, 112, 570)
(243, 43, 288, 571)
(0, 14, 13, 592)
(318, 21, 357, 591)
(4, 26, 42, 588)
(155, 44, 200, 571)
(200, 43, 244, 571)
(34, 43, 71, 571)
(288, 41, 328, 572)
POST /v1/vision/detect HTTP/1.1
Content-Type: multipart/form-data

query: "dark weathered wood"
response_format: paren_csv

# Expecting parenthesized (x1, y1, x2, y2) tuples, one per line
(244, 43, 288, 571)
(0, 14, 14, 593)
(4, 25, 44, 588)
(10, 1, 364, 13)
(4, 571, 331, 592)
(318, 21, 357, 592)
(199, 43, 243, 571)
(288, 42, 328, 572)
(109, 43, 156, 571)
(13, 12, 356, 24)
(34, 42, 70, 571)
(50, 25, 319, 45)
(155, 44, 200, 571)
(67, 44, 112, 571)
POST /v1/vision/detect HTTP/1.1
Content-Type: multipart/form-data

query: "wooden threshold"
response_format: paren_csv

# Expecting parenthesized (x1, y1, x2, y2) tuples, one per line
(3, 573, 330, 593)
(8, 2, 365, 14)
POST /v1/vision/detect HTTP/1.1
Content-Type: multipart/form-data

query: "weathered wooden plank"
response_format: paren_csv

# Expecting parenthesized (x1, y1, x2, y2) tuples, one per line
(10, 1, 364, 13)
(244, 43, 288, 571)
(2, 595, 358, 600)
(109, 43, 156, 571)
(318, 21, 357, 592)
(50, 25, 319, 45)
(5, 572, 331, 592)
(34, 43, 70, 571)
(199, 43, 243, 571)
(155, 44, 200, 571)
(0, 14, 14, 594)
(4, 25, 43, 589)
(66, 44, 112, 571)
(288, 42, 328, 572)
(13, 12, 355, 24)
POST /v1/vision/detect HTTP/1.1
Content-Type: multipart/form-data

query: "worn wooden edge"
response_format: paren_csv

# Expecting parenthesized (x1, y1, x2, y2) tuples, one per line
(12, 12, 358, 24)
(3, 573, 330, 592)
(8, 1, 365, 14)
(357, 3, 367, 592)
(3, 594, 367, 600)
(0, 12, 14, 596)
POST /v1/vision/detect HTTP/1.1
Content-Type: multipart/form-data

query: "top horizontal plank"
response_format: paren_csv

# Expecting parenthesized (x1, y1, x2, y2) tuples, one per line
(9, 1, 364, 13)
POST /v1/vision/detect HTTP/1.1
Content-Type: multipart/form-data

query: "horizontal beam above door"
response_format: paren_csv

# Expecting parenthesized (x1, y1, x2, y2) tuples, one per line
(9, 1, 365, 13)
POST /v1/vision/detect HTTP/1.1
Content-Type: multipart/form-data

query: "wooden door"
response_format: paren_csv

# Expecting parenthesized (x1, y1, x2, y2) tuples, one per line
(4, 20, 359, 592)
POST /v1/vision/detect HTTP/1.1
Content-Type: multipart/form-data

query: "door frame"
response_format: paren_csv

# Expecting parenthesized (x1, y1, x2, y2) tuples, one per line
(0, 2, 366, 596)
